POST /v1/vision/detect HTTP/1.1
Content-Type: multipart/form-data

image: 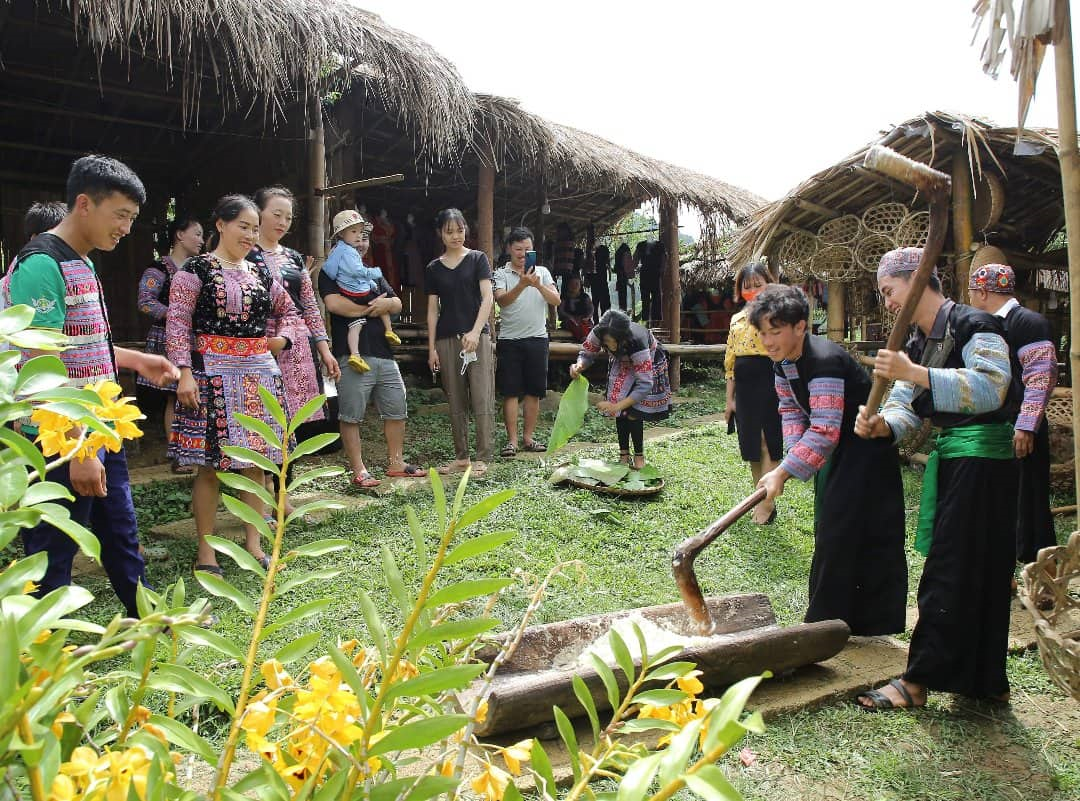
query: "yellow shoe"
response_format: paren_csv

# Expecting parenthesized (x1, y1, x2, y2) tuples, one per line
(348, 355, 371, 373)
(384, 330, 402, 346)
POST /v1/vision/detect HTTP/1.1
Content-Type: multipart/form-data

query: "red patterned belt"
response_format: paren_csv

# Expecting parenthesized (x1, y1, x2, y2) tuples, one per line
(195, 335, 268, 356)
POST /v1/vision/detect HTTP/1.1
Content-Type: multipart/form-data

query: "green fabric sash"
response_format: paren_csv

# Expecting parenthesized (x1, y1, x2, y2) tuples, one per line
(813, 452, 833, 532)
(914, 422, 1014, 556)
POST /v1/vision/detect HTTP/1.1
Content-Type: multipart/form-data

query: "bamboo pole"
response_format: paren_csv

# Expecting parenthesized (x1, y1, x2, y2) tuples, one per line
(307, 99, 327, 266)
(1053, 0, 1080, 505)
(477, 162, 496, 334)
(951, 150, 975, 303)
(660, 198, 682, 391)
(826, 281, 845, 342)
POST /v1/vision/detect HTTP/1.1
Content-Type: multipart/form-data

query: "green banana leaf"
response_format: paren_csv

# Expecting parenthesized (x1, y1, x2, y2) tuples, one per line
(546, 375, 590, 454)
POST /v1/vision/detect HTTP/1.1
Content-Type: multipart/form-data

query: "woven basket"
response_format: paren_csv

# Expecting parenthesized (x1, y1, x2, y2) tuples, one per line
(861, 202, 909, 236)
(810, 244, 860, 282)
(1047, 390, 1076, 492)
(777, 231, 819, 279)
(854, 233, 897, 272)
(818, 215, 862, 246)
(896, 211, 930, 248)
(1020, 531, 1080, 701)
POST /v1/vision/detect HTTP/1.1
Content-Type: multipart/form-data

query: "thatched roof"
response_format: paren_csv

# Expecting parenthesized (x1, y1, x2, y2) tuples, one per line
(731, 111, 1067, 274)
(472, 95, 765, 230)
(0, 0, 475, 159)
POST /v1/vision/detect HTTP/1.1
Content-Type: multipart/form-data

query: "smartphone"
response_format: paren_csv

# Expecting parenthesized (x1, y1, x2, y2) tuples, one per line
(524, 250, 537, 273)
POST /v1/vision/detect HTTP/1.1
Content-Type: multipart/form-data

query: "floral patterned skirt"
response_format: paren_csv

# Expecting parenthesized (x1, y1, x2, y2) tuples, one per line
(169, 336, 290, 470)
(136, 324, 177, 391)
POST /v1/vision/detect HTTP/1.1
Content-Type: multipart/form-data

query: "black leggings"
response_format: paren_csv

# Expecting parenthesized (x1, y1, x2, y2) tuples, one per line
(616, 415, 644, 455)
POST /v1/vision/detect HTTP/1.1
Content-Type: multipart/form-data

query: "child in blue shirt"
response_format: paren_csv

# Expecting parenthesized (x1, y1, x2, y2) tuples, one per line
(325, 210, 400, 372)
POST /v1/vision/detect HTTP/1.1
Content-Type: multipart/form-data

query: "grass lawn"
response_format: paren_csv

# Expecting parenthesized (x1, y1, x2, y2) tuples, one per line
(23, 366, 1080, 799)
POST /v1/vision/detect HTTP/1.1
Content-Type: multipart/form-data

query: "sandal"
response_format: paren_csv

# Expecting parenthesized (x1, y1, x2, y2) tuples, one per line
(386, 463, 425, 478)
(437, 461, 471, 475)
(471, 461, 489, 477)
(351, 470, 381, 488)
(500, 444, 518, 458)
(193, 563, 224, 578)
(522, 440, 546, 452)
(855, 679, 924, 712)
(171, 462, 195, 475)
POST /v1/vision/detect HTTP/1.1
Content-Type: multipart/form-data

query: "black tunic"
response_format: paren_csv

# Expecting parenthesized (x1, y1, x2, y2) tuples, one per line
(775, 335, 906, 635)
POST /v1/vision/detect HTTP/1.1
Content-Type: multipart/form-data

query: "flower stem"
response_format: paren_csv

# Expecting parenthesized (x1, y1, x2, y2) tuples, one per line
(17, 715, 45, 801)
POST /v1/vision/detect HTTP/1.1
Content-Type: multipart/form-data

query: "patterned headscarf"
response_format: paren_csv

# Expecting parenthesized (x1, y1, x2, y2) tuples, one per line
(876, 247, 937, 282)
(968, 263, 1015, 294)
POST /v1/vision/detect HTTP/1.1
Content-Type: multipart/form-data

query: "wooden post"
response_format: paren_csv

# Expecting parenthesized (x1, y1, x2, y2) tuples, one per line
(826, 281, 845, 342)
(660, 198, 682, 391)
(951, 150, 975, 302)
(307, 100, 327, 266)
(1052, 0, 1080, 504)
(534, 174, 546, 259)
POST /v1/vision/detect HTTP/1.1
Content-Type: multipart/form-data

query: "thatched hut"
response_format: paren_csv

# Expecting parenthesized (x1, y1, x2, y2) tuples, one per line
(0, 0, 474, 339)
(731, 111, 1068, 345)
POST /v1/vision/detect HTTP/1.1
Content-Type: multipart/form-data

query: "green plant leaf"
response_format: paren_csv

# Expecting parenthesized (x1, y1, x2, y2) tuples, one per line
(368, 714, 470, 756)
(233, 413, 282, 451)
(547, 374, 590, 454)
(408, 618, 500, 652)
(219, 446, 280, 475)
(219, 494, 273, 542)
(430, 473, 447, 533)
(424, 578, 512, 609)
(178, 626, 245, 662)
(616, 751, 663, 801)
(286, 499, 346, 526)
(13, 355, 69, 396)
(616, 718, 681, 733)
(658, 717, 704, 788)
(286, 538, 350, 560)
(450, 467, 469, 521)
(386, 664, 486, 701)
(586, 653, 622, 712)
(456, 489, 515, 530)
(547, 465, 573, 485)
(35, 504, 99, 561)
(287, 394, 329, 434)
(218, 474, 276, 514)
(288, 433, 339, 462)
(0, 462, 29, 509)
(577, 459, 630, 486)
(260, 598, 334, 640)
(0, 427, 45, 476)
(0, 550, 47, 597)
(22, 481, 73, 506)
(443, 530, 516, 566)
(553, 706, 581, 781)
(17, 585, 94, 642)
(741, 710, 765, 734)
(147, 715, 216, 765)
(702, 672, 769, 753)
(274, 568, 342, 598)
(258, 385, 287, 431)
(205, 535, 265, 575)
(643, 662, 698, 682)
(0, 304, 36, 334)
(406, 506, 427, 565)
(572, 674, 600, 743)
(21, 387, 103, 406)
(275, 631, 323, 665)
(287, 465, 346, 493)
(359, 589, 389, 660)
(233, 762, 293, 801)
(683, 765, 742, 801)
(193, 570, 256, 616)
(608, 628, 635, 681)
(5, 328, 69, 350)
(381, 543, 414, 617)
(531, 739, 557, 801)
(502, 782, 523, 801)
(154, 664, 235, 713)
(371, 777, 461, 801)
(327, 647, 372, 715)
(630, 689, 687, 707)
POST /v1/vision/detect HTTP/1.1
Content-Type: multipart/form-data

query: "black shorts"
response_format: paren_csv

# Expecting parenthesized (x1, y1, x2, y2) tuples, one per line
(496, 336, 549, 399)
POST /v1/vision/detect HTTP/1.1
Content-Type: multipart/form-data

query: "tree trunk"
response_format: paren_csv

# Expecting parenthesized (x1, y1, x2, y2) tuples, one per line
(951, 150, 975, 303)
(827, 281, 845, 342)
(660, 198, 681, 391)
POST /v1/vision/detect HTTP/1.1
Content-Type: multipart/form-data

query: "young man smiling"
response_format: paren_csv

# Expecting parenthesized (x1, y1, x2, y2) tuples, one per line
(748, 284, 906, 638)
(8, 155, 180, 616)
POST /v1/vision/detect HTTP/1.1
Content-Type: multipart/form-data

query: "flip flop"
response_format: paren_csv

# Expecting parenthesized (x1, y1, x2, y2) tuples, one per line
(500, 444, 518, 458)
(193, 563, 224, 578)
(386, 464, 425, 478)
(352, 471, 381, 488)
(521, 440, 546, 452)
(855, 679, 923, 712)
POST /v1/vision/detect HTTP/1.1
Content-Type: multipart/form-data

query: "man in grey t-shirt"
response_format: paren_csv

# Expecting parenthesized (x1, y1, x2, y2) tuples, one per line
(493, 226, 561, 455)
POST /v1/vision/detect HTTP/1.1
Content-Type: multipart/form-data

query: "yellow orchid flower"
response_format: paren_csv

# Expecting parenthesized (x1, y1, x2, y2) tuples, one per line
(470, 761, 511, 801)
(499, 739, 533, 776)
(47, 774, 77, 801)
(676, 673, 704, 696)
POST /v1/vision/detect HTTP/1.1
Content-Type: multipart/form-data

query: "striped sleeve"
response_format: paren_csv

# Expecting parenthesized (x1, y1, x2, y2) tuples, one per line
(576, 327, 603, 368)
(881, 379, 922, 442)
(927, 331, 1011, 415)
(627, 347, 654, 403)
(775, 374, 807, 451)
(1015, 340, 1057, 432)
(780, 376, 844, 481)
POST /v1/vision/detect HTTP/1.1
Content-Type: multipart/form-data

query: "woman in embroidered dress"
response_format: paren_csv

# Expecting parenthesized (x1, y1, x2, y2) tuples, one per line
(570, 309, 670, 469)
(724, 261, 782, 524)
(252, 186, 341, 513)
(138, 216, 203, 471)
(166, 195, 293, 576)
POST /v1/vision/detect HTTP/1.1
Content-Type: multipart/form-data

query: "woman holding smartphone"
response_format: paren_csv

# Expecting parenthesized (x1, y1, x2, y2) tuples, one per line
(425, 208, 496, 476)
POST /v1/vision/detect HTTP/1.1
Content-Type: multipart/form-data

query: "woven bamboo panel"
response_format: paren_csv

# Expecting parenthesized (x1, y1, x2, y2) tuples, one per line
(1020, 531, 1080, 702)
(861, 202, 909, 236)
(809, 244, 860, 282)
(855, 233, 897, 272)
(896, 211, 930, 248)
(818, 215, 862, 246)
(1047, 390, 1075, 492)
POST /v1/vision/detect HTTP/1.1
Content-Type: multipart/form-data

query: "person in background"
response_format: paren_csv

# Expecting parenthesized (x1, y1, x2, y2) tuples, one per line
(614, 243, 634, 313)
(493, 226, 560, 457)
(855, 247, 1015, 710)
(724, 261, 782, 525)
(590, 245, 612, 322)
(137, 216, 203, 473)
(967, 263, 1058, 577)
(322, 209, 400, 371)
(558, 274, 594, 342)
(426, 208, 495, 476)
(167, 194, 294, 576)
(1, 201, 68, 311)
(750, 284, 906, 636)
(569, 309, 670, 469)
(9, 155, 179, 616)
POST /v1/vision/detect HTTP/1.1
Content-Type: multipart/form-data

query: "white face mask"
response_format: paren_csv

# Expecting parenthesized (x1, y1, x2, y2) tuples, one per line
(459, 349, 478, 375)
